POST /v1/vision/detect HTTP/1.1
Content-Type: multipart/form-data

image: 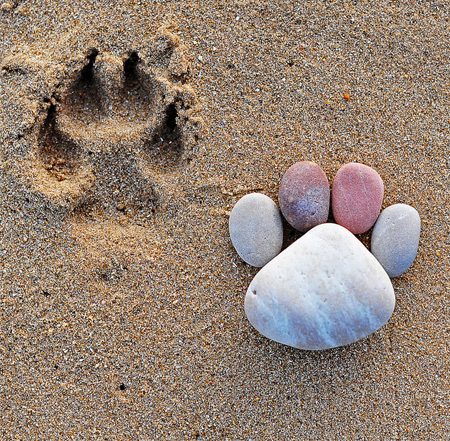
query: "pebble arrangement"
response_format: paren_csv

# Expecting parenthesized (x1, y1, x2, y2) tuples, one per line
(229, 161, 421, 350)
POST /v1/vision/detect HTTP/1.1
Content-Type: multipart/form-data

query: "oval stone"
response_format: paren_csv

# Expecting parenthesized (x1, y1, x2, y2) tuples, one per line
(244, 223, 395, 350)
(229, 193, 283, 267)
(278, 161, 330, 232)
(371, 204, 421, 278)
(332, 163, 384, 234)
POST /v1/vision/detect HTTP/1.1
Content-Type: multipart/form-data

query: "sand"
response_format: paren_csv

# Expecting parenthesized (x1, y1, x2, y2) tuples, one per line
(0, 0, 449, 439)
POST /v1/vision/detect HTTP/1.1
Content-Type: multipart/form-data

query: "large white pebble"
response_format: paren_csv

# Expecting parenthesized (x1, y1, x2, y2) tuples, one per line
(245, 223, 395, 350)
(229, 193, 283, 267)
(371, 204, 421, 277)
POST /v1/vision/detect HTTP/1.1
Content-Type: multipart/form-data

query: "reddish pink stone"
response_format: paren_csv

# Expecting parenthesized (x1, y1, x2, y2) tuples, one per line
(279, 161, 330, 232)
(332, 163, 384, 234)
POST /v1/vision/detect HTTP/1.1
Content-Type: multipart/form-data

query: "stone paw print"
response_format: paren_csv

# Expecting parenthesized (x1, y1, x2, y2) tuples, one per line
(6, 27, 202, 223)
(229, 161, 421, 351)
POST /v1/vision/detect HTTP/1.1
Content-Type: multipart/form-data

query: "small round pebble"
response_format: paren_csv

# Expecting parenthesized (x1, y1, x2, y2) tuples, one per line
(371, 204, 421, 277)
(332, 162, 384, 234)
(229, 193, 283, 267)
(278, 161, 330, 232)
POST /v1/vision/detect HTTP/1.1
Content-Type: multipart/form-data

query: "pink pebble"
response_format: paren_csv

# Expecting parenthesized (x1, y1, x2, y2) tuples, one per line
(332, 163, 384, 234)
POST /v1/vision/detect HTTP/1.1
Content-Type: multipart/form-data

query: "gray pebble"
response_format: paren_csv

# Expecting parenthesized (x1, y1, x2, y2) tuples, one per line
(229, 193, 283, 267)
(371, 204, 421, 277)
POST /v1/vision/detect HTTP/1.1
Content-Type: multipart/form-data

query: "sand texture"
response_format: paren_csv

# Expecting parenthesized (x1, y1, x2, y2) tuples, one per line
(0, 0, 449, 439)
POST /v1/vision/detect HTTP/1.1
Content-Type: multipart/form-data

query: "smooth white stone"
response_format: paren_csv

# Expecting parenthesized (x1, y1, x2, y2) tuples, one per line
(229, 193, 283, 267)
(244, 223, 395, 350)
(371, 204, 421, 277)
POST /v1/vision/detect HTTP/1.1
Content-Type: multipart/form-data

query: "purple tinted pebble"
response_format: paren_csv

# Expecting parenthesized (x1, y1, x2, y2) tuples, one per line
(332, 163, 384, 234)
(278, 161, 330, 232)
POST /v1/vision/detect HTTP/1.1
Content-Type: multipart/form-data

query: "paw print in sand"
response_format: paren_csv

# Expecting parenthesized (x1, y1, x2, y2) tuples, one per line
(230, 161, 421, 351)
(19, 27, 201, 223)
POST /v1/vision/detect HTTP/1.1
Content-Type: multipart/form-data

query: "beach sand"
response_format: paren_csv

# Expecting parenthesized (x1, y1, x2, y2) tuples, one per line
(0, 0, 449, 439)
